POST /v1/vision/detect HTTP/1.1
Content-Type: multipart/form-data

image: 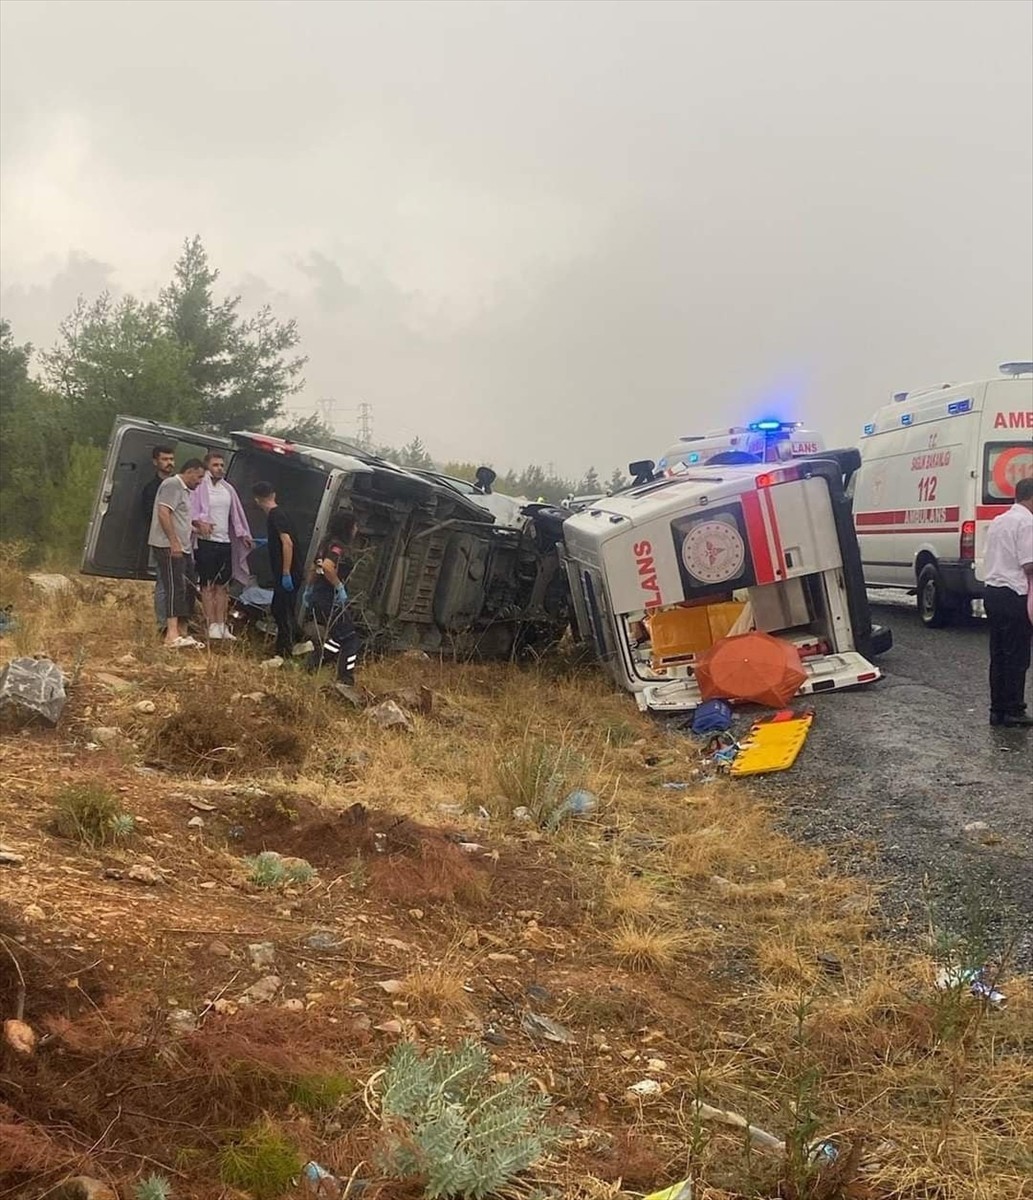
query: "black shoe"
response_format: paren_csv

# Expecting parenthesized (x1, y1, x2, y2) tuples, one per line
(999, 713, 1033, 729)
(990, 711, 1004, 726)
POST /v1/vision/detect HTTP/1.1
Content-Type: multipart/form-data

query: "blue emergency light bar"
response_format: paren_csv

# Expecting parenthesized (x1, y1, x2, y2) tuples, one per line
(749, 419, 798, 433)
(688, 451, 700, 463)
(863, 423, 876, 435)
(947, 398, 973, 415)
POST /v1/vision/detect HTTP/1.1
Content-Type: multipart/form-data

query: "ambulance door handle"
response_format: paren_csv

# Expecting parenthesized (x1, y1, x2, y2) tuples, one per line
(784, 551, 795, 569)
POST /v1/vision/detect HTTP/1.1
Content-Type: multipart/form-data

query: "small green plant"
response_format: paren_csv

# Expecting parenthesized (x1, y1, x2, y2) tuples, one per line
(494, 732, 583, 827)
(219, 1121, 301, 1200)
(133, 1175, 172, 1200)
(377, 1039, 558, 1199)
(290, 1071, 358, 1114)
(244, 850, 315, 888)
(53, 783, 134, 848)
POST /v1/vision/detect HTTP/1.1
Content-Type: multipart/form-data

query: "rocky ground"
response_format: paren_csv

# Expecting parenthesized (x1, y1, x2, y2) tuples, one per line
(1, 574, 1031, 1200)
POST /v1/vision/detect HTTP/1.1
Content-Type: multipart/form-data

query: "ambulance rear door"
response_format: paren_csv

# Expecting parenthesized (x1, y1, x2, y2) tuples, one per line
(975, 378, 1033, 578)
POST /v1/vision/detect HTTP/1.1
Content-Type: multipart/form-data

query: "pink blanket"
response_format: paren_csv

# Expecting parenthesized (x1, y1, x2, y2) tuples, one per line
(190, 475, 254, 586)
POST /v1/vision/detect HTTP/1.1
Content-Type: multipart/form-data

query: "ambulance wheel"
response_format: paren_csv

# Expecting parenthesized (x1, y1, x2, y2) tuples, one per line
(917, 564, 952, 628)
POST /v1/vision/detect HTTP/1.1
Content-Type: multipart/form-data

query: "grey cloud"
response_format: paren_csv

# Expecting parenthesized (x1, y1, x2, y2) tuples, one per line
(1, 0, 1030, 474)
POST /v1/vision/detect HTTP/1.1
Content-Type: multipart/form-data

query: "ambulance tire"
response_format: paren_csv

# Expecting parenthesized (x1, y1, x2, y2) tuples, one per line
(917, 563, 953, 629)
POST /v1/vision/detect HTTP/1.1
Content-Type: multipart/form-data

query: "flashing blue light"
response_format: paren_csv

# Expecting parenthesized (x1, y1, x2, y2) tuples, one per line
(688, 452, 700, 463)
(751, 419, 784, 432)
(901, 413, 913, 426)
(947, 398, 973, 416)
(863, 423, 876, 436)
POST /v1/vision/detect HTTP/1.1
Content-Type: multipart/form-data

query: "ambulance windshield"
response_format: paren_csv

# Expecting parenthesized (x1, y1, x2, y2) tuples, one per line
(983, 442, 1033, 504)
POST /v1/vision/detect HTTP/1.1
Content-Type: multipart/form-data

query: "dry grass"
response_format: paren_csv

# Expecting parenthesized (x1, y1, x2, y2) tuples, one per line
(1, 567, 1031, 1199)
(610, 920, 690, 972)
(403, 957, 473, 1016)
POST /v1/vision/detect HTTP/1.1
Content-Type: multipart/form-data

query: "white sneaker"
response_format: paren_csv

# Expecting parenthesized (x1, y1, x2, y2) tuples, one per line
(208, 624, 223, 640)
(221, 626, 237, 642)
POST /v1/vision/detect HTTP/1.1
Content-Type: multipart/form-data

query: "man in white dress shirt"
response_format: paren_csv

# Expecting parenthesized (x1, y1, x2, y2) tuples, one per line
(983, 476, 1033, 727)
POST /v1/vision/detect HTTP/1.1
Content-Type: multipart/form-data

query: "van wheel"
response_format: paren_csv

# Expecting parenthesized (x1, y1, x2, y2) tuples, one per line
(917, 564, 952, 628)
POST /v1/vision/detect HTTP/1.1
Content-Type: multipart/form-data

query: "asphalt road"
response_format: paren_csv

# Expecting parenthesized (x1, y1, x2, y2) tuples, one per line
(758, 596, 1033, 971)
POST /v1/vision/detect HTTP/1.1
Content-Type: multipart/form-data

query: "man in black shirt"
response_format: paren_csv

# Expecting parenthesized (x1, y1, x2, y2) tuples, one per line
(141, 444, 176, 628)
(252, 481, 303, 659)
(304, 511, 361, 689)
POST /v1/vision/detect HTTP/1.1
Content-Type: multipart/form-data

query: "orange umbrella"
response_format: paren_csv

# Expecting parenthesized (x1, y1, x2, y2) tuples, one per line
(695, 631, 806, 708)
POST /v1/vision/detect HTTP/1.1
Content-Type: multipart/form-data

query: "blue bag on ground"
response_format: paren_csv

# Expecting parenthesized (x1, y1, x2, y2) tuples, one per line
(691, 699, 733, 734)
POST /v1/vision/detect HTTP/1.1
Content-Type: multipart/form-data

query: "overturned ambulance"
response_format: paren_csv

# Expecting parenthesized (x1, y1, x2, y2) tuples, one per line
(562, 449, 890, 713)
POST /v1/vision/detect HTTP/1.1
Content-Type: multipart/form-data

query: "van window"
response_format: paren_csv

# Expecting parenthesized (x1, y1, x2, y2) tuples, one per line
(982, 442, 1033, 504)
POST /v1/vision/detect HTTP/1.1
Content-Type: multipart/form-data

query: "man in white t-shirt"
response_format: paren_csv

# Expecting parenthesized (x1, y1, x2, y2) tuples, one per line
(191, 452, 254, 640)
(983, 476, 1033, 727)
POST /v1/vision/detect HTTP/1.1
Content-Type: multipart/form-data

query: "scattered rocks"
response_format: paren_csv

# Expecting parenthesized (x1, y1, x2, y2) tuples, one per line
(963, 820, 991, 835)
(281, 998, 305, 1013)
(133, 700, 157, 714)
(376, 979, 405, 995)
(0, 844, 24, 867)
(187, 816, 205, 830)
(23, 903, 45, 921)
(96, 673, 134, 692)
(248, 941, 277, 969)
(27, 572, 74, 595)
(305, 930, 343, 952)
(126, 864, 164, 886)
(367, 699, 414, 732)
(116, 653, 137, 666)
(188, 797, 217, 813)
(520, 1011, 576, 1044)
(626, 1078, 663, 1099)
(208, 940, 232, 958)
(242, 975, 281, 1004)
(3, 1017, 37, 1056)
(374, 1018, 404, 1034)
(0, 656, 67, 727)
(260, 656, 284, 670)
(90, 726, 122, 746)
(167, 1008, 198, 1037)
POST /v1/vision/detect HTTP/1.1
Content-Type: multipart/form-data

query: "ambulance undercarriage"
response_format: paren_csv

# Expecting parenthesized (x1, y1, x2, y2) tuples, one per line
(562, 451, 888, 714)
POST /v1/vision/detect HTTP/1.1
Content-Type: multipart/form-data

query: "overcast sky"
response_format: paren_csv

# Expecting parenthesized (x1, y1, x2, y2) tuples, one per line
(2, 0, 1031, 477)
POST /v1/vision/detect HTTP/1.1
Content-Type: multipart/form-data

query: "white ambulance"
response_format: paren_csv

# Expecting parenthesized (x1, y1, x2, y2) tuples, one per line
(657, 421, 825, 475)
(561, 449, 887, 713)
(853, 363, 1033, 627)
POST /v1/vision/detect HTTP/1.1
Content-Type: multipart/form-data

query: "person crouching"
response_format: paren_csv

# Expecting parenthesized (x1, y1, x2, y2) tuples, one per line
(304, 512, 361, 692)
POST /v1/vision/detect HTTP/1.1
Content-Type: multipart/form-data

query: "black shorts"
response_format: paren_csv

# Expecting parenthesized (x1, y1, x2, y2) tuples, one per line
(153, 547, 197, 618)
(195, 540, 232, 586)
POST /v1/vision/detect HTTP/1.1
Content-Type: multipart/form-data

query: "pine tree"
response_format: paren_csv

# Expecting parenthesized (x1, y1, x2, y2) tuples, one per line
(159, 236, 307, 432)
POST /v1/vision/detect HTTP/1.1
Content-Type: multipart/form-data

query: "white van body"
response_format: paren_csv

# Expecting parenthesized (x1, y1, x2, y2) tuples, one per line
(561, 451, 884, 713)
(658, 422, 825, 476)
(853, 364, 1033, 626)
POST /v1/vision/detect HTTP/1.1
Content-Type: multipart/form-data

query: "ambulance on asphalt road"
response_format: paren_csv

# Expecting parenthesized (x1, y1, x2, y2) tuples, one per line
(853, 363, 1033, 627)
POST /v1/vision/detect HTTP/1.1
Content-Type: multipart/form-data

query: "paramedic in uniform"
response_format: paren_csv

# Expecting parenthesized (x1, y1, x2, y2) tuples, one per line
(304, 511, 361, 691)
(983, 476, 1033, 728)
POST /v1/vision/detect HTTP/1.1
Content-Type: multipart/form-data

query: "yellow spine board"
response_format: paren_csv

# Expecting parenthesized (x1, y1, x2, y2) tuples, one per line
(729, 714, 813, 777)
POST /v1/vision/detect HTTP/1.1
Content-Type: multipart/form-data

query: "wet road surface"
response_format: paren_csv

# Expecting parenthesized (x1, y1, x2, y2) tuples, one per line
(759, 597, 1033, 969)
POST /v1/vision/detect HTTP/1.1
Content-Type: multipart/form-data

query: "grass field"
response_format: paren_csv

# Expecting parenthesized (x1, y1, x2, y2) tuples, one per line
(1, 554, 1030, 1199)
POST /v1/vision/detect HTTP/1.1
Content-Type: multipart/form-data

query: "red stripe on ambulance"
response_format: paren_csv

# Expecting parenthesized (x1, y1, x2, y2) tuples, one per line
(742, 491, 776, 584)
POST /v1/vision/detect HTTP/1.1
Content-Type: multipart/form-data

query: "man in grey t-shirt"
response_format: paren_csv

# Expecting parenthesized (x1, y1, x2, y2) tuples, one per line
(148, 459, 206, 648)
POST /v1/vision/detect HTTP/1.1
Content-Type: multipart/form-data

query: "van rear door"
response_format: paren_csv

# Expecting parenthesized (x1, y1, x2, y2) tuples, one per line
(81, 416, 232, 578)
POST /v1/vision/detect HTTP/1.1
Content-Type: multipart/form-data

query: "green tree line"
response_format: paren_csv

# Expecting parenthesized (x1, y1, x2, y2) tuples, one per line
(1, 236, 627, 562)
